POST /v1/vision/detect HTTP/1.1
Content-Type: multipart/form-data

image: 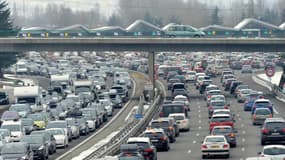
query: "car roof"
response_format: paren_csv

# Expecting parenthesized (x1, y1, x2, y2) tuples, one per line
(263, 145, 285, 149)
(174, 95, 187, 99)
(144, 128, 165, 134)
(127, 137, 150, 143)
(245, 157, 271, 160)
(205, 135, 226, 139)
(169, 113, 185, 117)
(212, 114, 231, 118)
(212, 125, 233, 129)
(265, 117, 285, 123)
(213, 109, 230, 113)
(211, 95, 225, 98)
(208, 90, 221, 93)
(255, 99, 270, 102)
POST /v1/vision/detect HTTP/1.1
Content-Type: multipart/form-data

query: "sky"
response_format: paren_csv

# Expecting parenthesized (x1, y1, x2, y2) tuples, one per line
(8, 0, 119, 17)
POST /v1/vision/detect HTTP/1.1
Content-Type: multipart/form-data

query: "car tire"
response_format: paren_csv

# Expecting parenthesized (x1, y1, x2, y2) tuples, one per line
(261, 140, 266, 145)
(202, 155, 206, 159)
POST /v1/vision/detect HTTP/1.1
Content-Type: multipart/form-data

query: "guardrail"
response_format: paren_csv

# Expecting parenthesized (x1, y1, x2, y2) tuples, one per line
(252, 69, 285, 100)
(83, 82, 163, 159)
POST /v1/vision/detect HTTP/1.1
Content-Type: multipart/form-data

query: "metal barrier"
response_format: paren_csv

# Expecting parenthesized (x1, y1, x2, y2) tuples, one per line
(83, 82, 163, 160)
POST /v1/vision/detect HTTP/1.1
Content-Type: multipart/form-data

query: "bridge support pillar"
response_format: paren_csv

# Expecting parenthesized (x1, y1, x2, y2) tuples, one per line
(148, 51, 155, 101)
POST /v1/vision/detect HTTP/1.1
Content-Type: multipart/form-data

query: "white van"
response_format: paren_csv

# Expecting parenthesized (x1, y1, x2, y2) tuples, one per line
(1, 120, 24, 142)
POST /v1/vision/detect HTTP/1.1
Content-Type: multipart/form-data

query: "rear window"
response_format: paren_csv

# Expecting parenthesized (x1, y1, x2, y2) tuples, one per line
(211, 116, 232, 122)
(127, 142, 149, 149)
(144, 132, 164, 138)
(265, 122, 285, 129)
(264, 147, 285, 155)
(212, 127, 232, 134)
(205, 137, 225, 143)
(255, 102, 270, 107)
(151, 121, 169, 128)
(255, 109, 271, 115)
(161, 105, 184, 117)
(211, 101, 225, 106)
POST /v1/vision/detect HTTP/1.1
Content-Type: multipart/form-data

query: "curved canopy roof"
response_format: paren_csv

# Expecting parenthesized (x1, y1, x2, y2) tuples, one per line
(126, 20, 162, 32)
(234, 18, 280, 30)
(200, 25, 239, 31)
(280, 23, 285, 30)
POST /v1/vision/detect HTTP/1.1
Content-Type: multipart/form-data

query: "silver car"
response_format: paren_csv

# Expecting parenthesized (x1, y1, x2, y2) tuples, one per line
(237, 89, 252, 103)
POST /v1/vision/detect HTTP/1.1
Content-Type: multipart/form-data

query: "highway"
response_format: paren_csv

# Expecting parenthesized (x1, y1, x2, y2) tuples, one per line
(157, 70, 285, 160)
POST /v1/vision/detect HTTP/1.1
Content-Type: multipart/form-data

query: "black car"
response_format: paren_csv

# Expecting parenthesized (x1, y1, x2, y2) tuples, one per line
(76, 117, 89, 136)
(22, 118, 35, 135)
(261, 118, 285, 145)
(30, 130, 57, 155)
(21, 135, 49, 160)
(1, 142, 33, 160)
(150, 118, 176, 143)
(167, 78, 180, 90)
(0, 91, 9, 105)
(230, 81, 243, 94)
(143, 128, 170, 151)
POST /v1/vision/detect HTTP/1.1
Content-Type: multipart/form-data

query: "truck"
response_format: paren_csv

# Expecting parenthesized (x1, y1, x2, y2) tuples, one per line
(73, 80, 96, 107)
(50, 74, 71, 90)
(13, 86, 43, 112)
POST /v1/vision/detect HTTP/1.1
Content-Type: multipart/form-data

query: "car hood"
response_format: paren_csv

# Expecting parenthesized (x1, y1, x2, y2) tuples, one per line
(53, 135, 65, 140)
(29, 143, 42, 150)
(1, 153, 26, 159)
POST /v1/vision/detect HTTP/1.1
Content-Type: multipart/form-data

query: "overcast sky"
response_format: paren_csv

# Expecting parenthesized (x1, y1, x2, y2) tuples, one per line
(8, 0, 119, 17)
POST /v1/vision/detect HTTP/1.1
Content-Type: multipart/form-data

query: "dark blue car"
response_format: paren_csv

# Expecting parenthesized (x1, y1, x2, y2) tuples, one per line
(243, 92, 263, 111)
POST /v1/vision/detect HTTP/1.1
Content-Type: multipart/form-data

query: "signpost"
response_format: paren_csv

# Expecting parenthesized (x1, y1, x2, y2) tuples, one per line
(265, 67, 275, 91)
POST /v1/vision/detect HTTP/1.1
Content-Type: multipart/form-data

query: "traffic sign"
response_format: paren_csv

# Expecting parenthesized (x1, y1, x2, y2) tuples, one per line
(265, 67, 275, 77)
(144, 80, 153, 91)
(134, 114, 143, 119)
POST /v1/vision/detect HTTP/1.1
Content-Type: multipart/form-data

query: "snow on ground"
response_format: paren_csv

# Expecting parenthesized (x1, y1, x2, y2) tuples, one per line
(257, 71, 282, 85)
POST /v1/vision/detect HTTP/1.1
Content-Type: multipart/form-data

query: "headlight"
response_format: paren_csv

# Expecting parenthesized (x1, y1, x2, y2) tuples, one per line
(21, 156, 27, 160)
(38, 145, 44, 150)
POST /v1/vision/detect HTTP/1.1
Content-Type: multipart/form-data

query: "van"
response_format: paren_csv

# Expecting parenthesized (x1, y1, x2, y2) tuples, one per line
(159, 103, 188, 118)
(1, 120, 24, 142)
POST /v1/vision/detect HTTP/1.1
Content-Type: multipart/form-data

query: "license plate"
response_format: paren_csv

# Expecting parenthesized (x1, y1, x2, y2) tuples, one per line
(272, 133, 280, 135)
(210, 145, 220, 148)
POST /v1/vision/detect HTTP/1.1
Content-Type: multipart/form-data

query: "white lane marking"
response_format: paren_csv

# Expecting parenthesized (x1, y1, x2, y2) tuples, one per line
(237, 114, 240, 117)
(242, 138, 245, 142)
(241, 124, 244, 128)
(198, 106, 201, 109)
(242, 130, 246, 135)
(273, 107, 279, 114)
(239, 118, 242, 121)
(198, 126, 202, 130)
(240, 158, 244, 160)
(188, 150, 191, 154)
(198, 115, 201, 118)
(198, 110, 201, 113)
(241, 147, 245, 152)
(196, 133, 200, 137)
(193, 140, 196, 144)
(198, 120, 202, 123)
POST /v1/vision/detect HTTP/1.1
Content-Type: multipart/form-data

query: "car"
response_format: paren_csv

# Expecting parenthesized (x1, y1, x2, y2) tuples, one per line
(30, 130, 57, 155)
(259, 145, 285, 157)
(66, 117, 80, 139)
(261, 118, 285, 145)
(1, 120, 25, 142)
(1, 111, 20, 122)
(46, 120, 72, 142)
(205, 84, 219, 96)
(241, 65, 253, 73)
(185, 71, 196, 83)
(205, 90, 222, 102)
(209, 114, 234, 132)
(142, 128, 170, 151)
(221, 74, 235, 86)
(251, 99, 274, 115)
(207, 95, 225, 106)
(224, 78, 237, 91)
(172, 88, 189, 99)
(201, 135, 230, 159)
(82, 114, 97, 132)
(163, 24, 205, 37)
(169, 113, 190, 131)
(127, 137, 157, 160)
(0, 91, 9, 105)
(118, 144, 144, 160)
(252, 108, 273, 125)
(235, 84, 250, 97)
(159, 103, 188, 118)
(9, 104, 31, 118)
(167, 79, 181, 90)
(211, 125, 237, 147)
(199, 80, 213, 94)
(149, 118, 176, 143)
(229, 81, 243, 95)
(174, 75, 186, 84)
(0, 129, 11, 143)
(21, 134, 49, 160)
(173, 95, 190, 111)
(28, 113, 49, 130)
(46, 128, 69, 148)
(208, 100, 229, 118)
(236, 89, 252, 103)
(21, 118, 35, 135)
(0, 142, 33, 160)
(75, 117, 89, 136)
(244, 91, 264, 111)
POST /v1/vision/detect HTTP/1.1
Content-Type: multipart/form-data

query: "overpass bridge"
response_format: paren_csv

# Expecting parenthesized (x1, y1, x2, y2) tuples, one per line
(0, 38, 285, 52)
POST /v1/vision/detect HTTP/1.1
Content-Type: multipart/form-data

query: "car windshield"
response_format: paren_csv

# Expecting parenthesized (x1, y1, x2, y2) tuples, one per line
(22, 119, 33, 126)
(48, 129, 64, 135)
(265, 122, 285, 129)
(212, 128, 232, 134)
(127, 142, 149, 149)
(205, 137, 225, 143)
(1, 144, 26, 154)
(21, 136, 43, 144)
(75, 87, 90, 93)
(170, 115, 184, 121)
(0, 131, 9, 137)
(1, 124, 20, 132)
(47, 122, 66, 128)
(151, 121, 169, 128)
(28, 114, 44, 121)
(211, 101, 225, 106)
(255, 102, 270, 107)
(211, 116, 232, 122)
(263, 147, 285, 155)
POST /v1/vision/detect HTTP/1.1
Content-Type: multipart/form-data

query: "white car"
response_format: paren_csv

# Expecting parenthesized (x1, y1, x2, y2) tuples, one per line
(259, 145, 285, 157)
(169, 113, 190, 131)
(237, 89, 252, 103)
(201, 135, 230, 159)
(208, 95, 225, 106)
(185, 71, 196, 83)
(46, 128, 69, 148)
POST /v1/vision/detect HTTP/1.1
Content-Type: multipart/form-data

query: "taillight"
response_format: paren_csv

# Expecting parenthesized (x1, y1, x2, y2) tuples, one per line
(223, 144, 229, 148)
(209, 106, 213, 110)
(208, 95, 211, 99)
(253, 115, 257, 120)
(168, 127, 174, 131)
(224, 106, 229, 109)
(269, 114, 273, 118)
(262, 128, 269, 134)
(228, 133, 235, 138)
(159, 112, 163, 117)
(144, 148, 154, 153)
(201, 144, 207, 149)
(160, 136, 167, 141)
(282, 128, 285, 133)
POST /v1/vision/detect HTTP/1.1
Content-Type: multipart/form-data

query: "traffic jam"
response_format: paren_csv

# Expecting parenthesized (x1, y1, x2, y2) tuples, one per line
(116, 52, 285, 160)
(0, 51, 135, 160)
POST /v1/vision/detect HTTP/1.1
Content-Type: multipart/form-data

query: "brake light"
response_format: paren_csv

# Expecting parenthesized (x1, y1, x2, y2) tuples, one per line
(262, 128, 269, 134)
(168, 127, 174, 131)
(144, 148, 154, 153)
(160, 136, 167, 141)
(228, 133, 235, 138)
(209, 106, 213, 110)
(223, 144, 229, 148)
(282, 128, 285, 133)
(224, 106, 229, 109)
(269, 114, 272, 118)
(201, 144, 207, 149)
(208, 95, 211, 99)
(159, 112, 163, 117)
(253, 115, 257, 120)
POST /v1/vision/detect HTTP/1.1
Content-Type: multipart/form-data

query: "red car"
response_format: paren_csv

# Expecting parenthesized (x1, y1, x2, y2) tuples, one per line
(209, 114, 234, 132)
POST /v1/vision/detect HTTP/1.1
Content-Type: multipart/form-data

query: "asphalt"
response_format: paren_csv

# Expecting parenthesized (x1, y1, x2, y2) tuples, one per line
(157, 70, 285, 160)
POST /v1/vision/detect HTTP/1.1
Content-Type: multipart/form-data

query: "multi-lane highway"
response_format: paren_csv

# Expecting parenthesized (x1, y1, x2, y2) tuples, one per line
(157, 70, 284, 160)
